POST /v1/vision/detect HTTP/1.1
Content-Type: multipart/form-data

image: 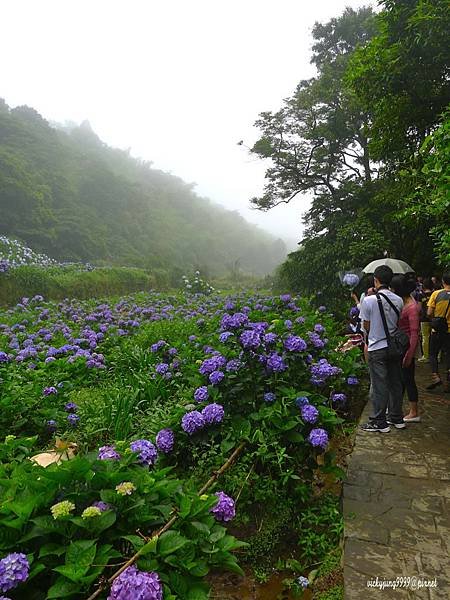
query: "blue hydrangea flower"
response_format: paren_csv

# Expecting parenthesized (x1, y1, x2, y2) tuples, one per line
(181, 410, 205, 435)
(347, 376, 359, 385)
(98, 445, 121, 461)
(209, 370, 224, 385)
(263, 332, 277, 344)
(295, 396, 309, 408)
(46, 419, 57, 433)
(0, 552, 29, 593)
(331, 392, 347, 404)
(210, 491, 236, 522)
(156, 429, 174, 453)
(280, 294, 291, 303)
(284, 335, 307, 352)
(194, 386, 209, 402)
(301, 404, 319, 424)
(226, 359, 241, 372)
(107, 565, 163, 600)
(202, 403, 224, 425)
(266, 352, 287, 372)
(297, 576, 309, 589)
(64, 402, 78, 413)
(43, 386, 57, 396)
(308, 428, 329, 449)
(219, 331, 234, 343)
(240, 329, 261, 349)
(264, 392, 276, 403)
(67, 414, 79, 427)
(130, 440, 158, 467)
(155, 362, 169, 375)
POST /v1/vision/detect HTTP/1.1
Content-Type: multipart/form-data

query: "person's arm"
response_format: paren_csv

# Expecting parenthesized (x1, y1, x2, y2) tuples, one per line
(427, 291, 436, 318)
(359, 298, 371, 334)
(403, 305, 420, 367)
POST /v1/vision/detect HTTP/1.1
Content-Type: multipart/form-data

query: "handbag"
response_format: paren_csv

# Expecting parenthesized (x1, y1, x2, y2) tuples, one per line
(376, 293, 410, 360)
(430, 297, 450, 334)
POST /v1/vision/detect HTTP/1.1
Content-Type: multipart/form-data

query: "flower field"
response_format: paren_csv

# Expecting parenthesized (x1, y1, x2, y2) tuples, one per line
(0, 289, 363, 599)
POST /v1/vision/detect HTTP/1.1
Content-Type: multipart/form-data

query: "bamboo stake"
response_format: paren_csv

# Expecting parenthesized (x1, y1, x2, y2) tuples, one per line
(85, 441, 247, 600)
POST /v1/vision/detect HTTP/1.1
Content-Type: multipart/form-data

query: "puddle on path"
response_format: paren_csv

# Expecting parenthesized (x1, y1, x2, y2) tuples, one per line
(209, 571, 313, 600)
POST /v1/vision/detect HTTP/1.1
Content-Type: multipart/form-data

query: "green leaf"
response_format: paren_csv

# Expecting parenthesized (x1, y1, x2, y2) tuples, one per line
(179, 495, 192, 519)
(139, 535, 158, 556)
(39, 543, 66, 558)
(54, 540, 97, 582)
(46, 577, 80, 598)
(121, 534, 145, 550)
(158, 530, 189, 556)
(190, 521, 210, 535)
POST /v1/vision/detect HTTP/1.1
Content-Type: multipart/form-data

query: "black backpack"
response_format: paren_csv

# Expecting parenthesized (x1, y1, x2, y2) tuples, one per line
(431, 296, 450, 334)
(376, 293, 410, 360)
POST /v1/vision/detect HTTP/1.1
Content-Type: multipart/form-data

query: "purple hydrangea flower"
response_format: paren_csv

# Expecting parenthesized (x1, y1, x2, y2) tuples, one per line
(295, 396, 309, 408)
(210, 491, 236, 522)
(155, 362, 169, 375)
(219, 331, 233, 343)
(226, 359, 241, 372)
(284, 335, 307, 352)
(314, 323, 325, 334)
(347, 376, 359, 386)
(64, 402, 78, 413)
(92, 501, 112, 512)
(266, 352, 287, 372)
(209, 370, 224, 385)
(67, 414, 79, 427)
(0, 552, 29, 593)
(150, 340, 166, 353)
(181, 410, 205, 434)
(263, 392, 276, 403)
(130, 440, 158, 467)
(168, 347, 178, 356)
(188, 335, 197, 342)
(0, 352, 10, 363)
(98, 445, 121, 461)
(297, 576, 309, 589)
(284, 319, 293, 329)
(199, 355, 225, 375)
(301, 404, 319, 424)
(342, 273, 360, 287)
(46, 419, 57, 433)
(280, 294, 291, 303)
(194, 386, 209, 402)
(240, 329, 261, 349)
(310, 359, 341, 385)
(308, 428, 329, 449)
(308, 332, 326, 349)
(331, 392, 347, 404)
(202, 403, 225, 425)
(107, 565, 163, 600)
(156, 428, 174, 453)
(43, 386, 57, 396)
(295, 316, 305, 324)
(318, 306, 327, 313)
(263, 332, 277, 344)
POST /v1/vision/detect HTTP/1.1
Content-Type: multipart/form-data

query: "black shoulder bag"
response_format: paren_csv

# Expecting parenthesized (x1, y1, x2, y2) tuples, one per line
(431, 295, 450, 335)
(376, 293, 410, 360)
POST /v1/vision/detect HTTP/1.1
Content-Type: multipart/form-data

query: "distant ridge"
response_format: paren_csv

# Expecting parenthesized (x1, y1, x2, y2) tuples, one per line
(0, 99, 286, 278)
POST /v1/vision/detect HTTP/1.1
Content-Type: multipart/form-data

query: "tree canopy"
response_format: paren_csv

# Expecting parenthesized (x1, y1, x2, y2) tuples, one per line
(248, 2, 449, 299)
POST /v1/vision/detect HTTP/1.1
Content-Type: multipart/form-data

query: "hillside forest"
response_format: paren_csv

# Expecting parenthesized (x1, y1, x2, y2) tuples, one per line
(0, 103, 286, 281)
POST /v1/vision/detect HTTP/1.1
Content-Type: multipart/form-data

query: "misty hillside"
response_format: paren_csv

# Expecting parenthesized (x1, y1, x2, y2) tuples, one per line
(0, 99, 286, 278)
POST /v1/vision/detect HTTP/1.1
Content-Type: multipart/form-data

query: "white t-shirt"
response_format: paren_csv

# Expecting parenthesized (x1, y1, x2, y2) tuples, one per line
(359, 289, 404, 351)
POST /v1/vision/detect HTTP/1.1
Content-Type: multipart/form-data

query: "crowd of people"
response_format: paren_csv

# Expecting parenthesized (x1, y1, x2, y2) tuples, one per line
(350, 267, 450, 432)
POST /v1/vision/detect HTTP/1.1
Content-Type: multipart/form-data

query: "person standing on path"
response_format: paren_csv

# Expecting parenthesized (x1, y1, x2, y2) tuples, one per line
(417, 278, 434, 362)
(427, 272, 450, 392)
(391, 275, 421, 422)
(359, 265, 405, 432)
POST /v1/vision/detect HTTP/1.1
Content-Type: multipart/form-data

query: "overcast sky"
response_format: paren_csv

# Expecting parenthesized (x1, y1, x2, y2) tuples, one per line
(1, 0, 374, 248)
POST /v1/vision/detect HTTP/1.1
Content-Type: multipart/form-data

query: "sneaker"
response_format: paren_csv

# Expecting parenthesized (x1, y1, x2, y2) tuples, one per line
(426, 379, 442, 390)
(403, 415, 421, 422)
(361, 422, 390, 433)
(417, 357, 428, 363)
(387, 419, 406, 429)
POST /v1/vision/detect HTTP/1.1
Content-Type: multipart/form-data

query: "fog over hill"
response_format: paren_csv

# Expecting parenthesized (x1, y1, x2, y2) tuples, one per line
(0, 100, 287, 279)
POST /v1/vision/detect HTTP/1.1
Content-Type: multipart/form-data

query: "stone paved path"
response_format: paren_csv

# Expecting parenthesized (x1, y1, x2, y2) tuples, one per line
(343, 364, 450, 599)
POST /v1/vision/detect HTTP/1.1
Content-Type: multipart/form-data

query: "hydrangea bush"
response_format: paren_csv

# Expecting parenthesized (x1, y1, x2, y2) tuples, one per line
(0, 289, 363, 597)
